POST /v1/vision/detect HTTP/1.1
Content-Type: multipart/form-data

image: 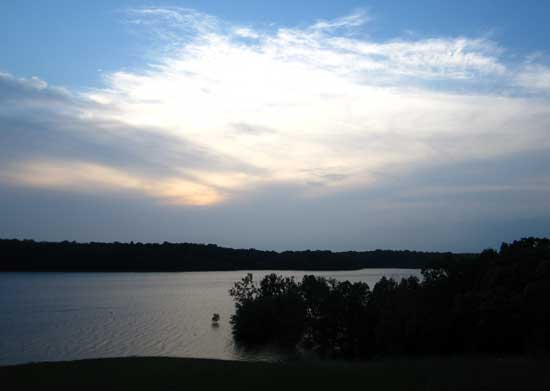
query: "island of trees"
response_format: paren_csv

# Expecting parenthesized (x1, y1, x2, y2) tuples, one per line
(230, 237, 550, 357)
(0, 239, 472, 271)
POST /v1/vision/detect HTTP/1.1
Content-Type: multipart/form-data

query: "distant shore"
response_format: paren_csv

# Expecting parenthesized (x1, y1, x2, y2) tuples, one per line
(0, 239, 473, 272)
(1, 356, 549, 390)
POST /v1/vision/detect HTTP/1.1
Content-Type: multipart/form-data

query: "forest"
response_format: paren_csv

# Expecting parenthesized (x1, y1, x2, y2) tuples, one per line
(0, 239, 470, 271)
(230, 237, 550, 357)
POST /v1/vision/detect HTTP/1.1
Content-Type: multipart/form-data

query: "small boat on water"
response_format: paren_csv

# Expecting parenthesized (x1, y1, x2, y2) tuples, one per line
(211, 313, 220, 325)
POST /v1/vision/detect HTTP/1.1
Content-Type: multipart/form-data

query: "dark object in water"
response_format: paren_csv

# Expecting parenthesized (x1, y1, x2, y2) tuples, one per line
(211, 313, 220, 323)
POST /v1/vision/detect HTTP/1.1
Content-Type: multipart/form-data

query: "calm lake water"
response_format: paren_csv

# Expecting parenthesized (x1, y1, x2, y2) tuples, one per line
(0, 269, 420, 366)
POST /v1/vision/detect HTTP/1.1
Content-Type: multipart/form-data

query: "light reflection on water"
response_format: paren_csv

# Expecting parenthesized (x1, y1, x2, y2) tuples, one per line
(0, 269, 420, 365)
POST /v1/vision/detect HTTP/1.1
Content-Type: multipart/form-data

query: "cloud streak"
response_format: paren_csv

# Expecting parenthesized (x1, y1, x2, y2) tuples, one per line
(1, 8, 550, 215)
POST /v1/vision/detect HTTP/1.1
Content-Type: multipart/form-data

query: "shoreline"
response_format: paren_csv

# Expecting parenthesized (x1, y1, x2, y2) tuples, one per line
(0, 267, 421, 273)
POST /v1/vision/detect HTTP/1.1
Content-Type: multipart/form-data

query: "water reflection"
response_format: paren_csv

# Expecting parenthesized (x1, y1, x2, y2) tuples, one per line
(0, 269, 420, 365)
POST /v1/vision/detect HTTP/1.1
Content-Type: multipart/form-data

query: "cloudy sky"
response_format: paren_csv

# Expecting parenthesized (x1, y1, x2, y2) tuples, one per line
(1, 1, 549, 251)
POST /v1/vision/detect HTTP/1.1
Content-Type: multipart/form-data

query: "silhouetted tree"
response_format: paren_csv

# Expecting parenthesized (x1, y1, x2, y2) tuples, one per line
(0, 239, 467, 271)
(230, 237, 550, 358)
(230, 273, 305, 346)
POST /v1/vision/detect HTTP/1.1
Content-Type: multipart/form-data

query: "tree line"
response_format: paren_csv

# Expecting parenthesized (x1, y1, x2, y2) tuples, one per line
(230, 237, 550, 357)
(0, 239, 469, 271)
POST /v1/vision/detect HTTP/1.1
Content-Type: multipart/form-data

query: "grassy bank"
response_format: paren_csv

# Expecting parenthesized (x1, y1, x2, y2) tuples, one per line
(1, 356, 549, 390)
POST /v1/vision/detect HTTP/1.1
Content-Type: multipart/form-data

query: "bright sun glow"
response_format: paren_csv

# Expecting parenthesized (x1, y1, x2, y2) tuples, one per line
(2, 9, 550, 206)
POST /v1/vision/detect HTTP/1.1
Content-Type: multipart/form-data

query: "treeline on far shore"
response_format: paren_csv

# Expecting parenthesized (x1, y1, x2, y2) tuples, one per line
(0, 239, 473, 272)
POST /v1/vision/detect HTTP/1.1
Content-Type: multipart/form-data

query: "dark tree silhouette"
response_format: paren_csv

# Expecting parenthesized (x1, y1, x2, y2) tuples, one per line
(230, 237, 550, 358)
(230, 273, 305, 346)
(0, 239, 470, 271)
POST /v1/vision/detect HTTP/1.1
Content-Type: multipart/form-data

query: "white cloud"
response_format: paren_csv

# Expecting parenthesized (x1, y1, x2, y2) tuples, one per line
(516, 64, 550, 92)
(233, 27, 260, 39)
(326, 37, 506, 79)
(311, 11, 370, 31)
(0, 72, 48, 90)
(1, 160, 223, 206)
(2, 9, 550, 209)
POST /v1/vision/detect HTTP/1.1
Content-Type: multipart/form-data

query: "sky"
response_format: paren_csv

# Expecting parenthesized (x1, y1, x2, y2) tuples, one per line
(0, 1, 549, 252)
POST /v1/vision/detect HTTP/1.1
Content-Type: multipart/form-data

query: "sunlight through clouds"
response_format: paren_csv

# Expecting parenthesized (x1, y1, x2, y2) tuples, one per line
(2, 8, 550, 208)
(2, 160, 223, 206)
(78, 8, 550, 202)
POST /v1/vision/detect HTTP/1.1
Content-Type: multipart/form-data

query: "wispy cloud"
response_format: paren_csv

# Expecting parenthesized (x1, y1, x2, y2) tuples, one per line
(0, 72, 261, 206)
(311, 11, 370, 31)
(516, 64, 550, 92)
(2, 159, 223, 206)
(1, 8, 550, 211)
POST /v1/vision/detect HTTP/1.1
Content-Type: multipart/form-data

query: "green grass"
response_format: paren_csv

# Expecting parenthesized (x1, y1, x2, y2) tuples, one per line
(1, 356, 549, 390)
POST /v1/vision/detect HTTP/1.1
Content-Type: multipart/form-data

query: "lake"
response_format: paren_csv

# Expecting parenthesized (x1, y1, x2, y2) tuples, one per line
(0, 269, 420, 365)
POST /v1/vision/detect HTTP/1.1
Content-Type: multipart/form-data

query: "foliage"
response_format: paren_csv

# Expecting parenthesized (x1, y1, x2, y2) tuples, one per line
(0, 239, 470, 271)
(230, 237, 550, 358)
(230, 273, 305, 346)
